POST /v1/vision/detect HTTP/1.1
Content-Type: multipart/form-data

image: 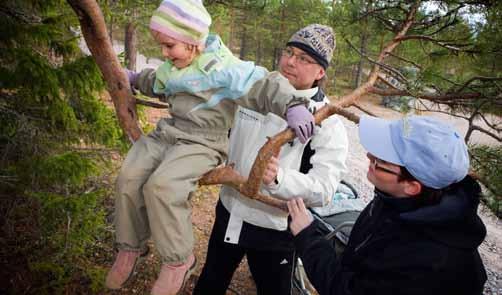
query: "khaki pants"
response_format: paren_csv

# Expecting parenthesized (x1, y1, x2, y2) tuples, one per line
(114, 129, 222, 264)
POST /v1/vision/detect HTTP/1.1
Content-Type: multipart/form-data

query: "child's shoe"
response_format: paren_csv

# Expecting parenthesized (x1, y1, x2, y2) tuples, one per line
(151, 254, 196, 295)
(105, 248, 147, 289)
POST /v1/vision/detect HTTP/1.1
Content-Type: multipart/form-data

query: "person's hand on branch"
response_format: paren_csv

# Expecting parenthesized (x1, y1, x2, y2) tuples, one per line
(287, 104, 314, 144)
(263, 156, 280, 185)
(125, 69, 139, 89)
(287, 198, 313, 236)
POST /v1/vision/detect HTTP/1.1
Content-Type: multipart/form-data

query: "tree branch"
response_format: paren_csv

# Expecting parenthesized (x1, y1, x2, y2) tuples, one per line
(135, 97, 169, 109)
(396, 35, 478, 53)
(478, 112, 502, 132)
(345, 38, 408, 83)
(456, 76, 502, 93)
(368, 86, 482, 101)
(200, 1, 421, 210)
(469, 124, 502, 142)
(387, 52, 422, 69)
(414, 4, 464, 34)
(352, 102, 379, 117)
(67, 0, 142, 142)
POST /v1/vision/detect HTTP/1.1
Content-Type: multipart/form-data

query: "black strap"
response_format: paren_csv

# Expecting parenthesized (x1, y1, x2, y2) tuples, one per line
(311, 88, 325, 102)
(299, 140, 314, 174)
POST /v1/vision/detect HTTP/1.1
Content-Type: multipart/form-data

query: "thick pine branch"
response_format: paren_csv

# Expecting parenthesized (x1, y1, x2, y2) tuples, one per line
(67, 0, 142, 142)
(200, 1, 421, 210)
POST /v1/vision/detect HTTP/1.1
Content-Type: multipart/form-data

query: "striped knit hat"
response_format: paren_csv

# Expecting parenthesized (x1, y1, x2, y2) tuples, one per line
(150, 0, 212, 46)
(287, 24, 336, 69)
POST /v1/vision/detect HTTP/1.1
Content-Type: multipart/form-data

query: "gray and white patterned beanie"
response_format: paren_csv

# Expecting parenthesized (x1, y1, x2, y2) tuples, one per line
(286, 24, 336, 69)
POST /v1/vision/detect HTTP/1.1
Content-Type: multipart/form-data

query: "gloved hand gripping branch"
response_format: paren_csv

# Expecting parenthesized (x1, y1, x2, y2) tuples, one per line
(287, 104, 315, 143)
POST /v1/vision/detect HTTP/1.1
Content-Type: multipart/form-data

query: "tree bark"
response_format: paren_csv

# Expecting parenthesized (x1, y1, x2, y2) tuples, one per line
(272, 2, 286, 70)
(354, 30, 368, 88)
(228, 7, 235, 51)
(68, 0, 421, 210)
(125, 21, 137, 71)
(239, 23, 248, 60)
(67, 0, 142, 142)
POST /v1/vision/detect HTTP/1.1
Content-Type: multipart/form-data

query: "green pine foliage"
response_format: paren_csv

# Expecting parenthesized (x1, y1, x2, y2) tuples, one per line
(470, 145, 502, 218)
(1, 0, 129, 293)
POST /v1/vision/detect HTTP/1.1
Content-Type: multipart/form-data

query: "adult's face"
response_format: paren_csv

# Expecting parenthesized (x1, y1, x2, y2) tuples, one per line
(278, 46, 326, 90)
(366, 153, 422, 198)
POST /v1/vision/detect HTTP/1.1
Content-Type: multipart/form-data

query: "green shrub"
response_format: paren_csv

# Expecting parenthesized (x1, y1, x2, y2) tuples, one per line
(0, 1, 130, 293)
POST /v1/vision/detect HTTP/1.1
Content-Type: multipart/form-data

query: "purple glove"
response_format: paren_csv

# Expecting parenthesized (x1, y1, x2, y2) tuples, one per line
(287, 104, 314, 144)
(125, 69, 139, 88)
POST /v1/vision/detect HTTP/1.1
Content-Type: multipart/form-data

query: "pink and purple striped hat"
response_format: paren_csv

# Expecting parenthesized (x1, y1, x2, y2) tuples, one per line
(150, 0, 212, 46)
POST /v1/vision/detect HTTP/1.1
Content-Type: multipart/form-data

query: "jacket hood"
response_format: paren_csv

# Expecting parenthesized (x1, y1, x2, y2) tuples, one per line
(380, 176, 486, 249)
(204, 33, 221, 53)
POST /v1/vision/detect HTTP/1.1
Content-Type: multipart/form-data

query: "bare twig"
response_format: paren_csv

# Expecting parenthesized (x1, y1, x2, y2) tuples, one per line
(376, 73, 402, 89)
(345, 38, 408, 83)
(387, 52, 422, 69)
(469, 125, 502, 142)
(352, 102, 379, 117)
(456, 76, 502, 93)
(478, 112, 502, 132)
(396, 35, 478, 53)
(368, 86, 482, 101)
(354, 4, 403, 22)
(374, 14, 399, 32)
(135, 97, 169, 109)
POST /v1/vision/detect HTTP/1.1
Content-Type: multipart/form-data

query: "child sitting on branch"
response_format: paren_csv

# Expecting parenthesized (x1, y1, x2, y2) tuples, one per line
(105, 1, 315, 294)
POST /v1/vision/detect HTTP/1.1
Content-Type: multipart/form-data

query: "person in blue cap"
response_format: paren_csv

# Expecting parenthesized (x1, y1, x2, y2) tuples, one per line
(287, 115, 487, 295)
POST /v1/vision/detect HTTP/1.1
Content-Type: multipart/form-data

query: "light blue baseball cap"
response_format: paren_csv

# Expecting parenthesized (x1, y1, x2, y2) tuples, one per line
(359, 115, 469, 189)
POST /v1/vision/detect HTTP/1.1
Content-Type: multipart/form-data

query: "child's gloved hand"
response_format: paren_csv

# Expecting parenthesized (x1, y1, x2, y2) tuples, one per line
(125, 69, 139, 88)
(287, 104, 314, 143)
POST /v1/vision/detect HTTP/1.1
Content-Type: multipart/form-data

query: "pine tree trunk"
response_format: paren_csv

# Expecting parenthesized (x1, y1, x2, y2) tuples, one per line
(124, 21, 137, 71)
(108, 14, 113, 42)
(272, 3, 286, 70)
(228, 7, 235, 52)
(256, 39, 262, 65)
(67, 0, 142, 142)
(239, 24, 248, 60)
(354, 30, 368, 88)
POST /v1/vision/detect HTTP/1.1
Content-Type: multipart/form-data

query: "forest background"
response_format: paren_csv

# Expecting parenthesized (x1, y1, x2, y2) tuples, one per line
(1, 0, 500, 294)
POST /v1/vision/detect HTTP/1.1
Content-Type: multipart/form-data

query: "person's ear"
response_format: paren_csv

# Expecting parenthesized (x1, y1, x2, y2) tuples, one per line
(185, 44, 195, 52)
(186, 44, 200, 58)
(404, 180, 422, 197)
(315, 67, 325, 81)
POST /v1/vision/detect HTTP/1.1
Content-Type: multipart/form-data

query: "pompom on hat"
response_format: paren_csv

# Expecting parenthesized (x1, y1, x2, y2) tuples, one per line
(287, 24, 336, 69)
(150, 0, 212, 46)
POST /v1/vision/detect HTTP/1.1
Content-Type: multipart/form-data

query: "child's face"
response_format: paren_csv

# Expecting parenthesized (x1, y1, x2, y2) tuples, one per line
(152, 31, 197, 69)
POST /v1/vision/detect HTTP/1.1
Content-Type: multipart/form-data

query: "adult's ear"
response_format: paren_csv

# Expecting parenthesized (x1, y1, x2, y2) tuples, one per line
(404, 180, 422, 197)
(315, 66, 326, 81)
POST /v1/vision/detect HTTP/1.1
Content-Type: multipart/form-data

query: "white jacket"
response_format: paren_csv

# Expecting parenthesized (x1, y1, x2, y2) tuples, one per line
(220, 87, 349, 244)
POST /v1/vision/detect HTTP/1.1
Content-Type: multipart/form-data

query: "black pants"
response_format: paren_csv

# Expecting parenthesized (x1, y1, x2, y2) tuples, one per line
(193, 201, 296, 295)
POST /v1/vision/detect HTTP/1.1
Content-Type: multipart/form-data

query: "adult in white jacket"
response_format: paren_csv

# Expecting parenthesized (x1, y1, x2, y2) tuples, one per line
(194, 24, 349, 295)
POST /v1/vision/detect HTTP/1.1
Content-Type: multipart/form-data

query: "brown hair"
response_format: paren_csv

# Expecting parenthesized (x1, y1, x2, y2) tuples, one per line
(313, 73, 327, 91)
(398, 167, 444, 206)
